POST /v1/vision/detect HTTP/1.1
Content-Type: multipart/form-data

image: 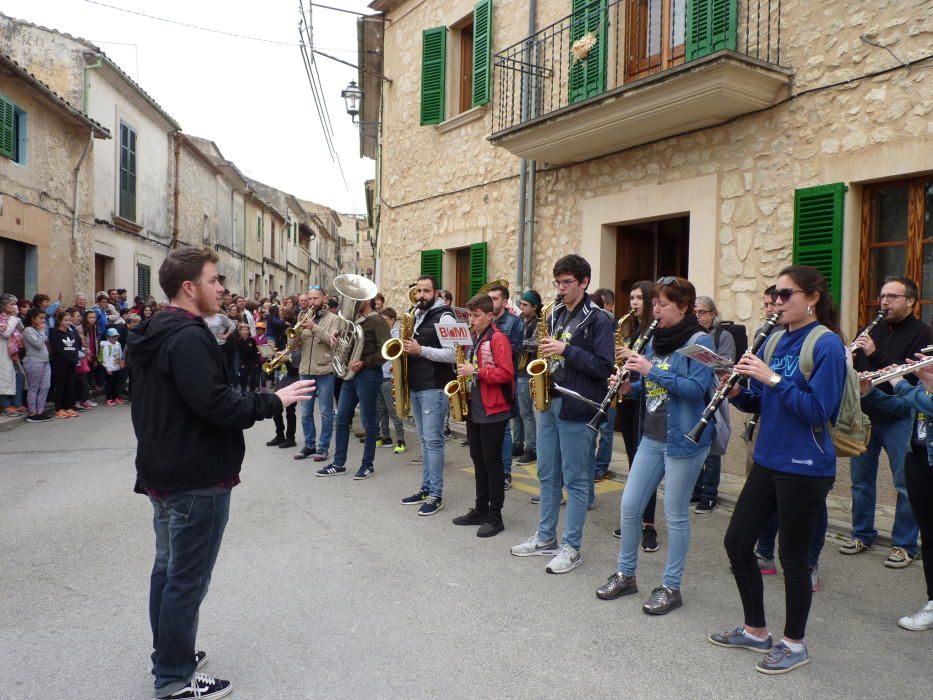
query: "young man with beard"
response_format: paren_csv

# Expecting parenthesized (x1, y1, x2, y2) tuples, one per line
(291, 286, 341, 462)
(129, 247, 313, 700)
(400, 275, 457, 515)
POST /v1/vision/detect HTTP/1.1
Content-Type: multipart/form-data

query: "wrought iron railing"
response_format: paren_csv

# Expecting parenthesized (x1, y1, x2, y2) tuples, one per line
(492, 0, 783, 135)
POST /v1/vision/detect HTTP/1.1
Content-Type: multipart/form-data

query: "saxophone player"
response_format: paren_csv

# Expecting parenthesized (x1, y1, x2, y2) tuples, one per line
(399, 275, 457, 516)
(516, 290, 543, 464)
(451, 293, 515, 537)
(511, 255, 615, 574)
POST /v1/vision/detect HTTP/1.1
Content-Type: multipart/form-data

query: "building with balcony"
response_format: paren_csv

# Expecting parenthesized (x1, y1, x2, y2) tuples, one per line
(364, 0, 933, 330)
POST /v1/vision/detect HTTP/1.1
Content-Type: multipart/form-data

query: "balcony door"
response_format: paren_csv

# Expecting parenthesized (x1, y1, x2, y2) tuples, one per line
(625, 0, 686, 81)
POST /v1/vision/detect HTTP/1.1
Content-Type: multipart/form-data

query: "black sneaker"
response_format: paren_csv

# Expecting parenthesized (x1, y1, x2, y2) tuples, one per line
(516, 450, 537, 464)
(452, 508, 487, 526)
(26, 414, 53, 423)
(195, 650, 207, 670)
(160, 673, 232, 700)
(278, 439, 297, 449)
(417, 496, 444, 516)
(612, 528, 621, 539)
(641, 526, 659, 552)
(294, 446, 316, 460)
(316, 463, 347, 477)
(477, 517, 504, 538)
(266, 435, 285, 447)
(512, 442, 525, 457)
(694, 498, 715, 514)
(460, 439, 470, 447)
(401, 489, 429, 505)
(377, 437, 394, 448)
(504, 474, 513, 491)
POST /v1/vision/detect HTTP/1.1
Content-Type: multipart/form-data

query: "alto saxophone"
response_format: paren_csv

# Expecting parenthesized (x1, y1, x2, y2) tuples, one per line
(526, 297, 558, 412)
(609, 309, 636, 408)
(444, 345, 470, 421)
(381, 287, 416, 419)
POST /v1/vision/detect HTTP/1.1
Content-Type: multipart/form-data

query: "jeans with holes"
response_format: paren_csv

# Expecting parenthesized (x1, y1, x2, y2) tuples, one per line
(617, 436, 708, 590)
(535, 397, 596, 551)
(300, 372, 335, 452)
(332, 367, 381, 469)
(412, 388, 447, 497)
(849, 417, 918, 554)
(149, 491, 230, 697)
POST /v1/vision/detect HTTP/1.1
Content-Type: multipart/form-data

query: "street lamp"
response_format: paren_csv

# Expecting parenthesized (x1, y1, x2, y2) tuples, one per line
(341, 80, 362, 124)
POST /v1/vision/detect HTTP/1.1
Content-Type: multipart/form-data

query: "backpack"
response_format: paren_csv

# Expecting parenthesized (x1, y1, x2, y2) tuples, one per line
(763, 325, 870, 458)
(714, 321, 748, 360)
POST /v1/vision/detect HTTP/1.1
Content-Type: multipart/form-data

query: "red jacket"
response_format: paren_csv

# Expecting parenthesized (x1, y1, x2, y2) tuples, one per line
(473, 324, 515, 416)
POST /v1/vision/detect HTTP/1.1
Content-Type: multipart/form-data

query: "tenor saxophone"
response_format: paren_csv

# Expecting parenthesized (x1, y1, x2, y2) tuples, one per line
(444, 345, 470, 421)
(526, 297, 558, 412)
(380, 286, 417, 419)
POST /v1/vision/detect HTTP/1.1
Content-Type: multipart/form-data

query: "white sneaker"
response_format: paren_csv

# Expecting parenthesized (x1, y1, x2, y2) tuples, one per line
(898, 601, 933, 631)
(510, 535, 559, 557)
(545, 543, 582, 574)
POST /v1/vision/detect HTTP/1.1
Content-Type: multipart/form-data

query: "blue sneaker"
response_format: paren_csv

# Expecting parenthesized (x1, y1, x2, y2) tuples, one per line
(708, 627, 773, 652)
(315, 464, 347, 477)
(756, 642, 809, 675)
(417, 496, 443, 516)
(353, 466, 374, 480)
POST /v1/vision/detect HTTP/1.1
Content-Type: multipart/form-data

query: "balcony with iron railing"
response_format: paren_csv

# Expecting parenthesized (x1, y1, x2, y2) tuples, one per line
(490, 0, 792, 164)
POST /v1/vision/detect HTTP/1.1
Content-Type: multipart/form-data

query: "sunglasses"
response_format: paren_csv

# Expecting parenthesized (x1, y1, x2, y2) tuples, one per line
(656, 276, 686, 293)
(308, 285, 323, 291)
(770, 288, 806, 303)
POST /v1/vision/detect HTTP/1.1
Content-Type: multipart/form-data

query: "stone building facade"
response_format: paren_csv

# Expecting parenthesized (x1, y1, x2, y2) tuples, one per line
(367, 0, 933, 333)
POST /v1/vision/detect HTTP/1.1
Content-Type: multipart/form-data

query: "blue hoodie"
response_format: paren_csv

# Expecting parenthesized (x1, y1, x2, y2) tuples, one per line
(731, 321, 847, 478)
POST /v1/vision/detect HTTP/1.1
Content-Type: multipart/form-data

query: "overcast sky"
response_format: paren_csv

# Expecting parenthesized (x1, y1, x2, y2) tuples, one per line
(3, 0, 376, 214)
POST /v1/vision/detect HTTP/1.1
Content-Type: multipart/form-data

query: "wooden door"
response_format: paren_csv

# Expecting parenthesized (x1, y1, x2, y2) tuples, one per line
(455, 247, 471, 308)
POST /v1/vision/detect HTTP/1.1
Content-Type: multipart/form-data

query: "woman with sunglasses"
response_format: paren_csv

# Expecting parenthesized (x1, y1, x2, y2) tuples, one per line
(596, 276, 714, 615)
(709, 265, 847, 675)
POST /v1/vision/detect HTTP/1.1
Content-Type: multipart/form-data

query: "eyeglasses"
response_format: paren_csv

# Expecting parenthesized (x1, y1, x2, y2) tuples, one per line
(878, 293, 906, 302)
(695, 309, 713, 316)
(308, 284, 323, 291)
(657, 276, 685, 293)
(552, 278, 578, 288)
(770, 288, 806, 303)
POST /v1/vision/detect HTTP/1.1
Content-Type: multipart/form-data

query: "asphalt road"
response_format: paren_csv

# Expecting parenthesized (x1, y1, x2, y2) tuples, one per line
(0, 406, 927, 699)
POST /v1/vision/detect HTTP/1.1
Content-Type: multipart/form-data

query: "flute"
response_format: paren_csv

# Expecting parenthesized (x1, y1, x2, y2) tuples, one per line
(858, 346, 933, 385)
(685, 313, 782, 445)
(585, 320, 659, 432)
(849, 310, 887, 352)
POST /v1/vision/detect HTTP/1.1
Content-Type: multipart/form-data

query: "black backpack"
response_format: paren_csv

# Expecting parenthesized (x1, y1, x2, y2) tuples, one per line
(714, 321, 748, 361)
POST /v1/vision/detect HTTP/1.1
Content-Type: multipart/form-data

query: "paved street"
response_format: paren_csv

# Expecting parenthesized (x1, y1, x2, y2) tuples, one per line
(0, 407, 927, 699)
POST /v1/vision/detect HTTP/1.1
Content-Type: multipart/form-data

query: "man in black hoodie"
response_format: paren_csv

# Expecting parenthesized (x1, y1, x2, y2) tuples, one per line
(129, 247, 313, 700)
(846, 276, 931, 569)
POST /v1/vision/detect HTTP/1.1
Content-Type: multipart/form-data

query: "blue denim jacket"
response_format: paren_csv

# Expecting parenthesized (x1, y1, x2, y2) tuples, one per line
(628, 334, 715, 457)
(862, 382, 933, 466)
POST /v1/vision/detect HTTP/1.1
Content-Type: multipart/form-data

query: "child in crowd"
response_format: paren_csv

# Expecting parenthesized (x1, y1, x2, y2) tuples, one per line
(72, 308, 96, 410)
(100, 327, 125, 406)
(22, 308, 52, 423)
(236, 323, 261, 395)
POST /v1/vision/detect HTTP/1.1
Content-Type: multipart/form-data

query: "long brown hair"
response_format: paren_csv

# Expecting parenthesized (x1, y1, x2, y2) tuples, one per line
(622, 280, 656, 339)
(778, 265, 839, 334)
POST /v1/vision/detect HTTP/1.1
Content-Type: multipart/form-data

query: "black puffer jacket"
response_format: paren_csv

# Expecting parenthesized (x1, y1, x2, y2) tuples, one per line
(128, 307, 281, 493)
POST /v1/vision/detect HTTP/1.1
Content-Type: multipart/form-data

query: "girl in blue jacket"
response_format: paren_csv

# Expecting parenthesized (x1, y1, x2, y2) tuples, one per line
(709, 265, 847, 675)
(596, 276, 714, 616)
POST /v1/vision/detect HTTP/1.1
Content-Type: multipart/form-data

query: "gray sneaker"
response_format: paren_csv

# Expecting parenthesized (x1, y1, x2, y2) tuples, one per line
(755, 642, 810, 675)
(708, 627, 773, 652)
(510, 535, 560, 557)
(642, 585, 682, 615)
(545, 544, 582, 574)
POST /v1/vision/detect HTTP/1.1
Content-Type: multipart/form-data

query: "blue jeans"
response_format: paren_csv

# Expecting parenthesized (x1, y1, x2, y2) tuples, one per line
(332, 367, 381, 469)
(850, 417, 918, 553)
(692, 452, 721, 501)
(300, 372, 335, 452)
(502, 423, 513, 475)
(149, 491, 230, 697)
(412, 388, 447, 497)
(535, 397, 596, 551)
(517, 374, 536, 451)
(755, 502, 828, 568)
(618, 436, 708, 590)
(595, 405, 616, 475)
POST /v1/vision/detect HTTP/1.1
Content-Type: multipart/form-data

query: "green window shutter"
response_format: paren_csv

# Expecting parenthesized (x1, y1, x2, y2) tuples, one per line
(420, 27, 447, 125)
(119, 122, 137, 221)
(0, 96, 14, 159)
(471, 0, 493, 108)
(687, 0, 737, 61)
(420, 249, 443, 289)
(793, 183, 846, 305)
(468, 242, 488, 297)
(569, 0, 608, 105)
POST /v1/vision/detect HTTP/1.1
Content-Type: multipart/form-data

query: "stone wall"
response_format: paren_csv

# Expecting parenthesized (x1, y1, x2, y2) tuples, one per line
(376, 0, 933, 328)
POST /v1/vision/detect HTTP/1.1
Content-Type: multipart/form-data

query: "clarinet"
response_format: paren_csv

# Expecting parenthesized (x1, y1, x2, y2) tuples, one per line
(685, 313, 782, 445)
(849, 310, 887, 352)
(586, 320, 659, 432)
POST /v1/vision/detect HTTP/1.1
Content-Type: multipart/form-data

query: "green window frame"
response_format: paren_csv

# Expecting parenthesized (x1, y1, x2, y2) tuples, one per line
(569, 0, 608, 105)
(686, 0, 737, 62)
(420, 249, 444, 289)
(471, 0, 493, 108)
(793, 183, 846, 305)
(468, 242, 488, 297)
(421, 27, 448, 125)
(0, 96, 15, 160)
(119, 121, 137, 221)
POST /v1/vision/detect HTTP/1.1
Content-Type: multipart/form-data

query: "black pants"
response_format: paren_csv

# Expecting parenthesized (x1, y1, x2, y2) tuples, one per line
(724, 463, 833, 640)
(273, 404, 297, 441)
(467, 418, 507, 518)
(105, 370, 122, 400)
(51, 361, 77, 410)
(618, 400, 657, 525)
(905, 446, 933, 600)
(75, 372, 90, 402)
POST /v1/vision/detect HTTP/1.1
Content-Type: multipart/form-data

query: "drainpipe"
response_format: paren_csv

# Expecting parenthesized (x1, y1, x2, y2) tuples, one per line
(515, 0, 537, 291)
(71, 129, 93, 245)
(172, 133, 181, 248)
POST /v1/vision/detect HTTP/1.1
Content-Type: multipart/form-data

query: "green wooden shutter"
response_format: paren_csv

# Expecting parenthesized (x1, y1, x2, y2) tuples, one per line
(420, 27, 447, 125)
(793, 183, 846, 304)
(569, 0, 608, 105)
(468, 242, 488, 297)
(420, 249, 443, 289)
(0, 96, 15, 159)
(119, 122, 137, 221)
(686, 0, 737, 61)
(471, 0, 493, 108)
